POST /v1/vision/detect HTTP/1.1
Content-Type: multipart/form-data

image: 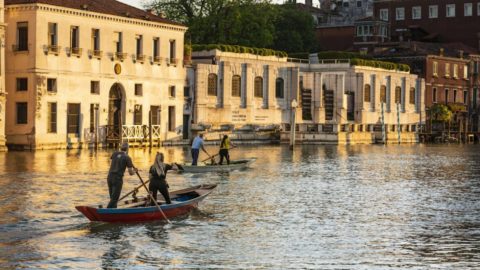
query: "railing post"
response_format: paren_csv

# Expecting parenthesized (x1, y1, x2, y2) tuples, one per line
(149, 110, 153, 148)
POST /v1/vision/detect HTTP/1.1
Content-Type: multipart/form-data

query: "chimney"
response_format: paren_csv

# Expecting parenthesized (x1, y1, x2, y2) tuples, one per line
(439, 48, 444, 57)
(459, 50, 464, 59)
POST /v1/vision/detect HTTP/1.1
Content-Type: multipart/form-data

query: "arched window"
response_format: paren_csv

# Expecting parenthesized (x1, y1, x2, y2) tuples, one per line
(275, 78, 284, 98)
(207, 73, 217, 96)
(364, 84, 371, 102)
(232, 75, 241, 97)
(409, 87, 416, 104)
(254, 77, 263, 98)
(395, 86, 401, 104)
(380, 85, 387, 103)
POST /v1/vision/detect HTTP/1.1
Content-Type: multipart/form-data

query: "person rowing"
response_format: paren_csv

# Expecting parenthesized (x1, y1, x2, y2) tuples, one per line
(107, 142, 136, 208)
(148, 152, 179, 205)
(219, 135, 236, 165)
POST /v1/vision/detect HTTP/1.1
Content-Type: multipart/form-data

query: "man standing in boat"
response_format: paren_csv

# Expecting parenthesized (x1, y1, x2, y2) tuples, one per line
(191, 133, 209, 166)
(107, 142, 136, 208)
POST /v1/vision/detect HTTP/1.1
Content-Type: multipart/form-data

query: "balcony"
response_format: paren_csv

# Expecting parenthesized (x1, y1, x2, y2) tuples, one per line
(46, 45, 61, 55)
(89, 50, 103, 59)
(115, 52, 128, 61)
(12, 44, 29, 53)
(135, 54, 146, 63)
(168, 58, 178, 66)
(68, 47, 83, 57)
(153, 56, 163, 65)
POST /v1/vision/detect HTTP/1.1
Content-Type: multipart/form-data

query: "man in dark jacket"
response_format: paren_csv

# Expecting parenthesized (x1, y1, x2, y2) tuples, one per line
(107, 142, 136, 208)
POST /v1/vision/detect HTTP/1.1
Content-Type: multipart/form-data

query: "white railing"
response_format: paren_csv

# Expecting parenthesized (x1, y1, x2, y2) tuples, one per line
(122, 125, 162, 141)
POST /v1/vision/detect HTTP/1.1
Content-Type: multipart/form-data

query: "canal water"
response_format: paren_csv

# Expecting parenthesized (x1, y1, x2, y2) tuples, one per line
(1, 145, 480, 269)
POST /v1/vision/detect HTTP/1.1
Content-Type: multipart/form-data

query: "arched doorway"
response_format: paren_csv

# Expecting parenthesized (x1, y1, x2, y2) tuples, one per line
(107, 83, 125, 144)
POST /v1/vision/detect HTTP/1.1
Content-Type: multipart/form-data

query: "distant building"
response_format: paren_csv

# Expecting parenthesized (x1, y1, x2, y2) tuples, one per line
(0, 0, 5, 151)
(4, 0, 187, 150)
(373, 0, 480, 51)
(189, 49, 424, 144)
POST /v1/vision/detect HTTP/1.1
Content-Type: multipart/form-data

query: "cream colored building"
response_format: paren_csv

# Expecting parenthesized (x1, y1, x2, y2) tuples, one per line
(5, 0, 187, 149)
(190, 50, 425, 144)
(0, 0, 6, 151)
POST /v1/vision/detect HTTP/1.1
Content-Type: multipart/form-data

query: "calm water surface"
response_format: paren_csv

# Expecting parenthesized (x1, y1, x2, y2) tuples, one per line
(1, 144, 480, 269)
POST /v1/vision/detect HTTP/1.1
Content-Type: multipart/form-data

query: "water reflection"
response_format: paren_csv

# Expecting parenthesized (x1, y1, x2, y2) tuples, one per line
(1, 145, 480, 269)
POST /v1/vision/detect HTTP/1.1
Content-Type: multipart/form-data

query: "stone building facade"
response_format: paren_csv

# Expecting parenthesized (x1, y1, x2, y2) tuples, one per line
(189, 50, 425, 144)
(4, 0, 187, 150)
(0, 0, 5, 151)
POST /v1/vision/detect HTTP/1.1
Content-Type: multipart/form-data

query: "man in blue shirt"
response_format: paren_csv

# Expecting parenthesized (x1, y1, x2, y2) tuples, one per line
(191, 134, 209, 166)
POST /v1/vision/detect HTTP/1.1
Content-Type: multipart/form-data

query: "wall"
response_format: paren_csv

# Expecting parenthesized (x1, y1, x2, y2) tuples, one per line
(0, 0, 5, 151)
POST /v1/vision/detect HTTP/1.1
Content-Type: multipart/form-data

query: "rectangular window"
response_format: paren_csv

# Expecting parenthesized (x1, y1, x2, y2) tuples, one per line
(168, 106, 175, 132)
(395, 86, 402, 104)
(70, 26, 80, 49)
(67, 103, 81, 135)
(356, 26, 363, 36)
(169, 40, 176, 60)
(464, 65, 469, 79)
(136, 35, 143, 57)
(464, 90, 468, 104)
(380, 85, 387, 103)
(412, 6, 421, 19)
(429, 5, 438, 18)
(150, 106, 160, 125)
(276, 78, 284, 99)
(16, 102, 28, 124)
(453, 64, 458, 78)
(153, 37, 160, 59)
(134, 105, 142, 125)
(17, 22, 28, 51)
(433, 87, 437, 103)
(16, 78, 28, 91)
(356, 1, 362, 8)
(396, 7, 405, 20)
(232, 76, 241, 97)
(89, 104, 98, 133)
(409, 87, 416, 104)
(445, 63, 451, 77)
(184, 86, 190, 97)
(92, 29, 100, 51)
(91, 81, 100, 94)
(135, 84, 143, 96)
(465, 3, 473, 16)
(433, 61, 438, 76)
(478, 3, 480, 16)
(47, 78, 57, 92)
(446, 4, 456, 17)
(48, 23, 58, 47)
(453, 89, 458, 103)
(169, 85, 176, 97)
(445, 89, 450, 103)
(115, 32, 123, 53)
(48, 102, 57, 133)
(380, 8, 389, 21)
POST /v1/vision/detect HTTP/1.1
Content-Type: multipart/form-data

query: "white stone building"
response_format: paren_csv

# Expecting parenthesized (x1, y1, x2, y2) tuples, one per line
(189, 50, 425, 144)
(4, 0, 187, 149)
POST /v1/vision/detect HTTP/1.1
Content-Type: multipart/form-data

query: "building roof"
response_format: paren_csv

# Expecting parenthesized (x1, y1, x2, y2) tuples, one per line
(5, 0, 184, 26)
(373, 41, 478, 59)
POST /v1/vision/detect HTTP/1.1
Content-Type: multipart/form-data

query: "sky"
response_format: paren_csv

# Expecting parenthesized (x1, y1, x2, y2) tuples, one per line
(118, 0, 300, 9)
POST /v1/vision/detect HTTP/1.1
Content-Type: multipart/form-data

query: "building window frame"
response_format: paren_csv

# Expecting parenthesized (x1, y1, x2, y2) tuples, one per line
(48, 102, 57, 133)
(16, 102, 28, 125)
(169, 85, 176, 97)
(395, 86, 402, 104)
(429, 5, 438, 18)
(133, 104, 142, 125)
(232, 75, 241, 97)
(364, 84, 371, 102)
(16, 22, 29, 52)
(379, 8, 389, 21)
(453, 64, 459, 79)
(464, 3, 473, 16)
(409, 87, 416, 105)
(395, 7, 405, 20)
(48, 22, 58, 48)
(134, 84, 143, 96)
(276, 78, 284, 99)
(207, 73, 217, 96)
(47, 78, 57, 92)
(464, 90, 468, 104)
(433, 87, 438, 103)
(433, 61, 438, 76)
(254, 77, 263, 98)
(453, 89, 458, 103)
(67, 103, 81, 135)
(412, 6, 422, 20)
(16, 78, 28, 92)
(446, 4, 456, 18)
(91, 81, 100, 95)
(445, 63, 451, 78)
(380, 85, 387, 103)
(168, 106, 175, 132)
(445, 88, 450, 103)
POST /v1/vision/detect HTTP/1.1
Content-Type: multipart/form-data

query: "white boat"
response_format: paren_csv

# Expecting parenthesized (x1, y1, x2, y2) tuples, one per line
(179, 158, 257, 173)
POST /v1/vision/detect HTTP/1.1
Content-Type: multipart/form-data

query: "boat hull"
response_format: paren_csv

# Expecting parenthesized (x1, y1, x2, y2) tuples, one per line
(180, 158, 256, 173)
(75, 184, 216, 223)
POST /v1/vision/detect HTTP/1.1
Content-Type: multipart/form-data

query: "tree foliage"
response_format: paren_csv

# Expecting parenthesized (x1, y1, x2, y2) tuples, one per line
(145, 0, 317, 53)
(430, 104, 452, 122)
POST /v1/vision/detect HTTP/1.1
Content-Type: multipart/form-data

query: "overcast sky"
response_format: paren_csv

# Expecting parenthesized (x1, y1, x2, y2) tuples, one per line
(117, 0, 301, 9)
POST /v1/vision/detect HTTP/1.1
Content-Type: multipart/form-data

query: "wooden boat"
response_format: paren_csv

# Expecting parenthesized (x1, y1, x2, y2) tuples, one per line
(75, 184, 217, 223)
(179, 158, 257, 173)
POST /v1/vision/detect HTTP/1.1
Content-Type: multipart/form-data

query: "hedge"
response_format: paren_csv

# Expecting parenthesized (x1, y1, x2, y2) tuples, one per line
(192, 44, 288, 58)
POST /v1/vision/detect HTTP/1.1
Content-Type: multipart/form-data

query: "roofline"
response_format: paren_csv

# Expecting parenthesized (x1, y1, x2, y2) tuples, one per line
(5, 2, 187, 30)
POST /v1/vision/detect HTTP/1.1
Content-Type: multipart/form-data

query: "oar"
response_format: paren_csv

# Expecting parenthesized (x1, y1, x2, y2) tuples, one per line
(201, 152, 218, 163)
(118, 179, 151, 202)
(134, 168, 171, 224)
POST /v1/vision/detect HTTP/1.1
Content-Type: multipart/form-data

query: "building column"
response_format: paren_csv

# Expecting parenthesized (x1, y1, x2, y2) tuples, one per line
(263, 65, 269, 109)
(241, 63, 249, 109)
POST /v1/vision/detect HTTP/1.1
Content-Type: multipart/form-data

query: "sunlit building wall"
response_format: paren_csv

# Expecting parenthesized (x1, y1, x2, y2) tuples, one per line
(4, 0, 187, 150)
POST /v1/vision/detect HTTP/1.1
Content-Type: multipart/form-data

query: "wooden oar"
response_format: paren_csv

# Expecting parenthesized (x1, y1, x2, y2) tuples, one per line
(118, 179, 151, 202)
(134, 168, 171, 224)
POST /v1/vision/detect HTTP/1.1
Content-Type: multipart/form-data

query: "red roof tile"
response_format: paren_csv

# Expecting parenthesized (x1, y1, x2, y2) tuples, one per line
(5, 0, 184, 27)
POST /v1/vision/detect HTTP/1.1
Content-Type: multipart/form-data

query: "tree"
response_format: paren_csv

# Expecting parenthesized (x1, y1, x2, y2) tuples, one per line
(430, 104, 452, 122)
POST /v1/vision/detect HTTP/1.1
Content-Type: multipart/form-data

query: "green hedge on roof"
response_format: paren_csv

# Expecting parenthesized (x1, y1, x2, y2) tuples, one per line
(317, 51, 410, 72)
(192, 44, 288, 58)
